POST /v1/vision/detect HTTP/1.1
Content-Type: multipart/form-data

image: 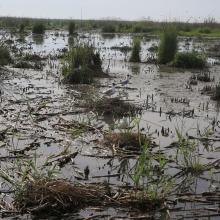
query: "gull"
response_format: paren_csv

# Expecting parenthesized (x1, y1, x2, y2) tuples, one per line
(120, 74, 131, 86)
(103, 83, 116, 96)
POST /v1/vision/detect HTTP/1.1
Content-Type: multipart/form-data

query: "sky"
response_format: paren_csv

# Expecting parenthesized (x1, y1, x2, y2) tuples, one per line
(0, 0, 219, 22)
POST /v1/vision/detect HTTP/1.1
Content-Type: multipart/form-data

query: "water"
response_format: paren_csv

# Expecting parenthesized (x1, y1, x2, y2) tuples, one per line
(1, 30, 220, 219)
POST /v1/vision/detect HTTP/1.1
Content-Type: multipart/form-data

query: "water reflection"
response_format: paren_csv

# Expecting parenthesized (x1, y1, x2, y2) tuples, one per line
(32, 34, 44, 45)
(102, 33, 116, 40)
(130, 63, 140, 75)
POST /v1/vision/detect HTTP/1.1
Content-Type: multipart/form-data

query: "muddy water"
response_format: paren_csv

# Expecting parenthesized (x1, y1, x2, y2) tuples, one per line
(1, 31, 220, 219)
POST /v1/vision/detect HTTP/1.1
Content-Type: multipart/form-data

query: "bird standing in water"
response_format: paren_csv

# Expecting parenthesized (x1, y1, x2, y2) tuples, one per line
(84, 166, 90, 180)
(103, 83, 116, 96)
(120, 74, 130, 86)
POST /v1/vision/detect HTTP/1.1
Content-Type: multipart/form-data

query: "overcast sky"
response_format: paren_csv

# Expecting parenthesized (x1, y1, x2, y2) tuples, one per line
(0, 0, 219, 22)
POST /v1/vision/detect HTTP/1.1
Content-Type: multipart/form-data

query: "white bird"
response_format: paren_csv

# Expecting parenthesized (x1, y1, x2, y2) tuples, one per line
(120, 74, 130, 86)
(103, 83, 116, 96)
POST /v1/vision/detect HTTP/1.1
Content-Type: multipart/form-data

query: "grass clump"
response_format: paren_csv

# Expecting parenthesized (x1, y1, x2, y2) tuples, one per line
(88, 97, 139, 117)
(0, 45, 12, 66)
(175, 128, 210, 174)
(62, 44, 103, 84)
(173, 52, 206, 69)
(104, 132, 147, 149)
(68, 21, 76, 35)
(32, 23, 45, 34)
(129, 38, 141, 62)
(0, 159, 107, 215)
(15, 179, 106, 214)
(158, 29, 177, 64)
(131, 143, 173, 206)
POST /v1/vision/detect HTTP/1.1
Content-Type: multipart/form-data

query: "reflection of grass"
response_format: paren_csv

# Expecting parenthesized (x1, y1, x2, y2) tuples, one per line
(202, 83, 220, 101)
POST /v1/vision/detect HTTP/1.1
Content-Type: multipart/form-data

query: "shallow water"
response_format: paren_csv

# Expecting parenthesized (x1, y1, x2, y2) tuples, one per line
(1, 30, 220, 219)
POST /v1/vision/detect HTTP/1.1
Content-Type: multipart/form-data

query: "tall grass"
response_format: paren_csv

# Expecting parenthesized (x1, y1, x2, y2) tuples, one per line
(158, 28, 177, 64)
(32, 23, 45, 34)
(68, 21, 76, 35)
(0, 45, 11, 66)
(129, 38, 141, 62)
(62, 44, 102, 84)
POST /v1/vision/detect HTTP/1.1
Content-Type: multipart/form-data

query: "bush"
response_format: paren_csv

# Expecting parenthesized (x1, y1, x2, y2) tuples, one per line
(68, 22, 76, 35)
(158, 29, 177, 64)
(173, 52, 206, 69)
(62, 45, 103, 84)
(32, 23, 45, 34)
(0, 46, 11, 66)
(129, 38, 141, 62)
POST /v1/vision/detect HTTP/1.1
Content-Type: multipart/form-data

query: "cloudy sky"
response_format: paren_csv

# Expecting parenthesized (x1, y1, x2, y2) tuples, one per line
(0, 0, 219, 22)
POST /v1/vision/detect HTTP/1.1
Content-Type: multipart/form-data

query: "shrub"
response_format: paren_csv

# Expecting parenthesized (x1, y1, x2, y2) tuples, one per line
(173, 52, 206, 69)
(62, 45, 102, 84)
(158, 29, 177, 64)
(32, 23, 45, 34)
(0, 46, 11, 66)
(129, 38, 141, 62)
(68, 22, 76, 35)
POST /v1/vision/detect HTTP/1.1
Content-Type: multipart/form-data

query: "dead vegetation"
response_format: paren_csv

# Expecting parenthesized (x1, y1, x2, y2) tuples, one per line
(14, 179, 108, 215)
(10, 178, 164, 216)
(103, 132, 151, 152)
(87, 97, 140, 117)
(117, 190, 166, 210)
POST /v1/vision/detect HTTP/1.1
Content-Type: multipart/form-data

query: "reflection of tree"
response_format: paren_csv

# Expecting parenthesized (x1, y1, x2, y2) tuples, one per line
(32, 34, 44, 45)
(130, 63, 140, 75)
(18, 33, 26, 43)
(68, 36, 75, 47)
(101, 33, 116, 40)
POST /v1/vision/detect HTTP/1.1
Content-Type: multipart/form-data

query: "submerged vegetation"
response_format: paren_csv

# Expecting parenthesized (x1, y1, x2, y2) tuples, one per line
(62, 44, 103, 84)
